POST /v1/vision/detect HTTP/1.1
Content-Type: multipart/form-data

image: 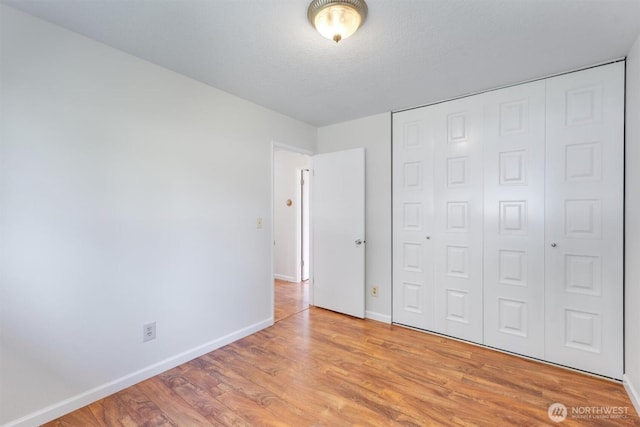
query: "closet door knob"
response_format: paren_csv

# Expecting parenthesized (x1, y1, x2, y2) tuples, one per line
(551, 243, 557, 248)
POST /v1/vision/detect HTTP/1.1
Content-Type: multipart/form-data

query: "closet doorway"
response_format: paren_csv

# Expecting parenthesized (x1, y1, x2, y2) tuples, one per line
(392, 62, 624, 379)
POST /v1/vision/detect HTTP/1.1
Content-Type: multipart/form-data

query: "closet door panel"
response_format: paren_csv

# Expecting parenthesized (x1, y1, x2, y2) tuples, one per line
(392, 109, 435, 330)
(545, 62, 624, 379)
(483, 81, 546, 358)
(432, 97, 484, 343)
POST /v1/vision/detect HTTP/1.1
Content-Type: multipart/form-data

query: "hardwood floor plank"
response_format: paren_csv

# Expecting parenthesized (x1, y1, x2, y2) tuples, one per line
(212, 391, 293, 427)
(41, 406, 101, 427)
(157, 364, 250, 426)
(211, 345, 368, 425)
(87, 395, 139, 427)
(220, 343, 415, 426)
(158, 375, 250, 427)
(274, 279, 309, 322)
(111, 384, 177, 426)
(136, 377, 217, 426)
(224, 322, 430, 425)
(161, 362, 225, 398)
(202, 353, 321, 426)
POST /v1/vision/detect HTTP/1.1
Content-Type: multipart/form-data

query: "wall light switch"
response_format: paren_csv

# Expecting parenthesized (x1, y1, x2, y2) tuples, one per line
(256, 217, 263, 229)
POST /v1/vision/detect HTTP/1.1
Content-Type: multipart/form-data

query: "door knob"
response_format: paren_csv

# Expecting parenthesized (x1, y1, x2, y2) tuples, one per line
(355, 239, 365, 246)
(551, 243, 557, 248)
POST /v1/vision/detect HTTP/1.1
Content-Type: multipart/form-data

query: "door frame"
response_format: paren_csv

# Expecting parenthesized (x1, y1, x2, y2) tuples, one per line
(300, 169, 311, 281)
(270, 141, 314, 323)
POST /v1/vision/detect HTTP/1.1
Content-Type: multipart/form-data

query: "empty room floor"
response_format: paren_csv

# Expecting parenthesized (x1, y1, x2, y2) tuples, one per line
(44, 284, 638, 426)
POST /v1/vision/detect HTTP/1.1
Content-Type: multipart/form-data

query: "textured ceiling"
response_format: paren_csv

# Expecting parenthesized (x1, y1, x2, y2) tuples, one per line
(3, 0, 640, 127)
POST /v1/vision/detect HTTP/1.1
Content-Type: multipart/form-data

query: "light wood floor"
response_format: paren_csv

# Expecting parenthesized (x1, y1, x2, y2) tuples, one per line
(274, 279, 309, 322)
(44, 281, 638, 426)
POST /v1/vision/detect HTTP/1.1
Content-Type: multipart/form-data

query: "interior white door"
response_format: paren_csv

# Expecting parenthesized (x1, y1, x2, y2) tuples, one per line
(312, 148, 365, 318)
(483, 81, 546, 358)
(545, 62, 624, 379)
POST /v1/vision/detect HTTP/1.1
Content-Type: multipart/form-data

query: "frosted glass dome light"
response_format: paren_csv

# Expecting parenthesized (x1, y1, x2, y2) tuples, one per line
(308, 0, 368, 43)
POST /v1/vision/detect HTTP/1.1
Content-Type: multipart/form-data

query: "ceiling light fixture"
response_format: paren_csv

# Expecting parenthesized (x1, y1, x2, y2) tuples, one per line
(308, 0, 368, 43)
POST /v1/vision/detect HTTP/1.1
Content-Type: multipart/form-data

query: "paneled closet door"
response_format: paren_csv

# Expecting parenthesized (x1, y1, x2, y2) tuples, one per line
(545, 62, 624, 379)
(392, 108, 435, 330)
(483, 81, 546, 358)
(431, 97, 484, 343)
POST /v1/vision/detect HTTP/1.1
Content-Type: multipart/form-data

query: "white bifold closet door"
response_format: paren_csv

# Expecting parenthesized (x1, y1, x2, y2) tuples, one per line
(544, 63, 624, 379)
(392, 108, 435, 331)
(431, 97, 484, 343)
(483, 80, 546, 358)
(392, 62, 624, 379)
(393, 96, 484, 344)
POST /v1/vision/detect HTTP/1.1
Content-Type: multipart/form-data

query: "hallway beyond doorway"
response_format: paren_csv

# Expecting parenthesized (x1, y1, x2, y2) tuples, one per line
(274, 279, 309, 322)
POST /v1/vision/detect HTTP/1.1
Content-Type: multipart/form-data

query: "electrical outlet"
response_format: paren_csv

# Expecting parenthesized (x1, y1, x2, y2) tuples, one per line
(143, 322, 156, 342)
(371, 286, 379, 297)
(256, 217, 263, 229)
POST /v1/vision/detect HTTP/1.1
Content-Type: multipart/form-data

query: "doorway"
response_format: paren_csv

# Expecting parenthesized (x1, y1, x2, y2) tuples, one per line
(271, 144, 366, 321)
(272, 143, 312, 322)
(274, 278, 309, 322)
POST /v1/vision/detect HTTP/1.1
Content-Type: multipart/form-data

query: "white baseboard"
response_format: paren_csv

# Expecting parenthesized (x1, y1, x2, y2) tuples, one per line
(624, 374, 640, 417)
(6, 318, 273, 427)
(274, 274, 297, 282)
(365, 310, 392, 324)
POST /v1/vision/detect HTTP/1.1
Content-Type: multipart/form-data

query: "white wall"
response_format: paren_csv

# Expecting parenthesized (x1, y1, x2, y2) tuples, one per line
(274, 150, 310, 282)
(317, 113, 392, 322)
(0, 5, 315, 426)
(625, 33, 640, 415)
